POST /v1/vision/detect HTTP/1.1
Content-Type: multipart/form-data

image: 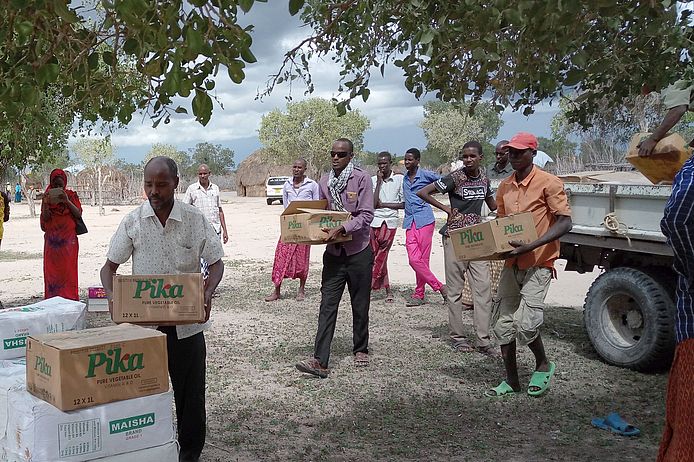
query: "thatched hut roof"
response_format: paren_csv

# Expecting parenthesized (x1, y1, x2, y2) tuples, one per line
(236, 149, 294, 197)
(237, 149, 293, 185)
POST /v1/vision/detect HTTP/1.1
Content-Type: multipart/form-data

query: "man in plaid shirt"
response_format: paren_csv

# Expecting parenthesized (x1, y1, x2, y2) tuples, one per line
(641, 79, 694, 462)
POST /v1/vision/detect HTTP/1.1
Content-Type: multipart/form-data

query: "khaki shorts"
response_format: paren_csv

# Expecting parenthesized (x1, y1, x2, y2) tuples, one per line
(492, 266, 552, 347)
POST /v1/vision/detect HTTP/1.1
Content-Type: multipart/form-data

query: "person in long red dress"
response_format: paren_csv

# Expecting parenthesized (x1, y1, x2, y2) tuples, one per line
(40, 169, 82, 300)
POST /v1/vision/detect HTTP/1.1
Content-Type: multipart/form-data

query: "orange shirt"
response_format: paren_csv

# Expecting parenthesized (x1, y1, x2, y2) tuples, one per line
(496, 166, 571, 270)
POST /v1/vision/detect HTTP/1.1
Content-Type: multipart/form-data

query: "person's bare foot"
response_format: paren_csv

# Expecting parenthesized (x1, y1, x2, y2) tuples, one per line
(264, 290, 280, 302)
(296, 291, 306, 301)
(439, 284, 449, 302)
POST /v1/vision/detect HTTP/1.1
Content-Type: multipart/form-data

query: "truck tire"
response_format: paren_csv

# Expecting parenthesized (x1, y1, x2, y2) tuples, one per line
(584, 267, 676, 372)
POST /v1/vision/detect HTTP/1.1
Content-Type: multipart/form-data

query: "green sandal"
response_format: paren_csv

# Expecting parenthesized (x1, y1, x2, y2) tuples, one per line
(527, 362, 556, 397)
(485, 380, 518, 397)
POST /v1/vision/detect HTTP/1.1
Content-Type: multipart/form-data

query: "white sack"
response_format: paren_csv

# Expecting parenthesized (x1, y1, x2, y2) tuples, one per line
(0, 297, 86, 360)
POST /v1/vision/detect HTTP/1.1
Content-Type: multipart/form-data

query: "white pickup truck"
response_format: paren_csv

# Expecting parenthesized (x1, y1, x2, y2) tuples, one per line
(558, 180, 675, 372)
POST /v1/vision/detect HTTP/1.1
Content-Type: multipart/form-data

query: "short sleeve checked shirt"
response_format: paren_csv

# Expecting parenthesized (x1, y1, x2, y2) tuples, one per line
(106, 200, 225, 339)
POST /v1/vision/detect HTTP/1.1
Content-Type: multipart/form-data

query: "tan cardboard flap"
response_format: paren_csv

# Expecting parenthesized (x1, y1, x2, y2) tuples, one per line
(34, 323, 164, 349)
(296, 208, 347, 215)
(281, 200, 328, 216)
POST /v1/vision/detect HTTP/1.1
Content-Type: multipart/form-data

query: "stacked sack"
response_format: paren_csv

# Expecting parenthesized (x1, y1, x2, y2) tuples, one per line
(0, 297, 178, 461)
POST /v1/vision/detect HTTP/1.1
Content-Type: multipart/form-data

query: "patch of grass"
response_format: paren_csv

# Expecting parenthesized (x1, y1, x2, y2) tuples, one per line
(168, 259, 666, 462)
(0, 250, 42, 262)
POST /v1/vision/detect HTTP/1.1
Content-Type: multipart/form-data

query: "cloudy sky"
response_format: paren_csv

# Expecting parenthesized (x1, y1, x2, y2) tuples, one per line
(86, 4, 558, 166)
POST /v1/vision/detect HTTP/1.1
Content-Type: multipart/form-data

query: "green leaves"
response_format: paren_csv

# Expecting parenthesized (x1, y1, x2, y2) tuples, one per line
(14, 20, 33, 42)
(37, 63, 60, 85)
(289, 0, 304, 16)
(192, 90, 213, 125)
(240, 47, 257, 63)
(227, 60, 245, 84)
(0, 0, 270, 146)
(239, 0, 253, 13)
(270, 0, 693, 127)
(185, 26, 204, 56)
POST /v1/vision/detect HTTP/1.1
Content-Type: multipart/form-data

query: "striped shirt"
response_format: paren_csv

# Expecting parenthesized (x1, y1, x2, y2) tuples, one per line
(661, 156, 694, 343)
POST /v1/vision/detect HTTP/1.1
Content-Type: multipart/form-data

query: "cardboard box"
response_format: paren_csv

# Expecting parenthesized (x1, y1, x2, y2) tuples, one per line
(0, 297, 86, 360)
(26, 324, 169, 411)
(3, 388, 175, 462)
(626, 132, 691, 184)
(449, 213, 538, 261)
(280, 200, 352, 245)
(88, 286, 110, 312)
(112, 273, 205, 324)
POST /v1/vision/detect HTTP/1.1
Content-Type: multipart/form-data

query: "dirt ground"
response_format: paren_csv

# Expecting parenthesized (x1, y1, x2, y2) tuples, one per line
(0, 193, 667, 461)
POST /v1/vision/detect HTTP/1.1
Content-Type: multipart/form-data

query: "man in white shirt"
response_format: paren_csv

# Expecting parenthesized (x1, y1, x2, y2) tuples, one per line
(183, 164, 228, 244)
(100, 157, 225, 462)
(370, 152, 404, 302)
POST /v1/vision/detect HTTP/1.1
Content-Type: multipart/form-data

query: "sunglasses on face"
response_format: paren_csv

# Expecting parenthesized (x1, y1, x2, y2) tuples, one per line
(330, 151, 351, 158)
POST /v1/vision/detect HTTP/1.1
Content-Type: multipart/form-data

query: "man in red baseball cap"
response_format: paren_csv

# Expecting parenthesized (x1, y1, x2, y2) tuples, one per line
(485, 132, 573, 398)
(505, 131, 538, 150)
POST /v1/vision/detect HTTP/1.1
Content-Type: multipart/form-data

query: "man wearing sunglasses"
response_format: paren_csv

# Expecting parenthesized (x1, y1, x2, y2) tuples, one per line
(486, 132, 572, 398)
(296, 138, 375, 377)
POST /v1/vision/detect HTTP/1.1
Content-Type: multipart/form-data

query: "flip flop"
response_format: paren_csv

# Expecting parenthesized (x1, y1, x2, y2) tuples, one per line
(385, 294, 395, 303)
(527, 362, 556, 397)
(354, 352, 369, 367)
(591, 412, 641, 437)
(451, 340, 475, 353)
(485, 380, 518, 397)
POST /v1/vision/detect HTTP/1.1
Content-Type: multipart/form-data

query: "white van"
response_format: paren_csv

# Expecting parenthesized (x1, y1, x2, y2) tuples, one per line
(265, 176, 289, 205)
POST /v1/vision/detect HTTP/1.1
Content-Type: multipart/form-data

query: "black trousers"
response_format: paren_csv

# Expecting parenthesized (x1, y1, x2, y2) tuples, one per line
(159, 327, 206, 462)
(314, 245, 374, 367)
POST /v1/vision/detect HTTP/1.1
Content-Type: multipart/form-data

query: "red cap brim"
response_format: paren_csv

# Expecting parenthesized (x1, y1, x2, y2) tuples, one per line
(504, 141, 533, 150)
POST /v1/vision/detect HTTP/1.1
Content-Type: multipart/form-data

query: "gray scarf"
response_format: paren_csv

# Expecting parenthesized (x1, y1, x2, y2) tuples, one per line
(328, 162, 354, 211)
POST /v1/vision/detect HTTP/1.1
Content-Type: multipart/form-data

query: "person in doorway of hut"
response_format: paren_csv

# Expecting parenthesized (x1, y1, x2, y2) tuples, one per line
(639, 78, 694, 461)
(296, 138, 374, 377)
(418, 141, 500, 357)
(402, 148, 447, 306)
(486, 132, 572, 398)
(40, 169, 82, 301)
(265, 158, 320, 302)
(370, 151, 404, 303)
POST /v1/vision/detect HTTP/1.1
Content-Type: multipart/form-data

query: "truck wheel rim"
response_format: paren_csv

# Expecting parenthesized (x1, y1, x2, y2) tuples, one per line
(600, 292, 644, 348)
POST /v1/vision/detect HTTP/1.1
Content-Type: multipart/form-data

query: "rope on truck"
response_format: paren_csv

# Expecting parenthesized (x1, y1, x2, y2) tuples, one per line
(603, 213, 632, 246)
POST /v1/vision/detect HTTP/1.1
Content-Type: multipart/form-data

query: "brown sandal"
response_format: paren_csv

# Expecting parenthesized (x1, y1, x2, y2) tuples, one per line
(451, 340, 475, 353)
(354, 352, 369, 367)
(477, 345, 502, 358)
